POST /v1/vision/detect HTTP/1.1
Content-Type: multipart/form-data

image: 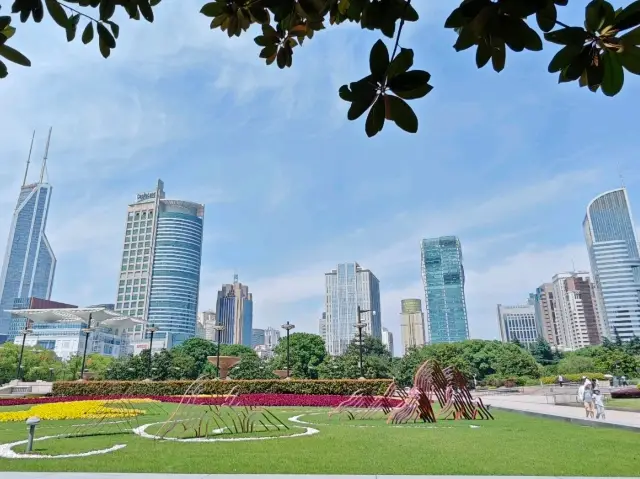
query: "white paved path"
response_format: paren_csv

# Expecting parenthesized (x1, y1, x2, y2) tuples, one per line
(482, 394, 640, 431)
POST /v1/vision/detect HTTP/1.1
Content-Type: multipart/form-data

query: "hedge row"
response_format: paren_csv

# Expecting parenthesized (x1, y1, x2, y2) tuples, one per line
(51, 379, 394, 397)
(611, 386, 640, 399)
(540, 373, 608, 385)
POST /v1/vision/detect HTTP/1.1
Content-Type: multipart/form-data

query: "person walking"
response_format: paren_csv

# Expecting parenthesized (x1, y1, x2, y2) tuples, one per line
(558, 374, 564, 387)
(594, 389, 606, 420)
(583, 384, 595, 418)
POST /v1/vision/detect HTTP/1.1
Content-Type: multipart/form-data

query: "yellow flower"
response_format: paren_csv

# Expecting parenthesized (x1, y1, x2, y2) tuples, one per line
(0, 398, 157, 422)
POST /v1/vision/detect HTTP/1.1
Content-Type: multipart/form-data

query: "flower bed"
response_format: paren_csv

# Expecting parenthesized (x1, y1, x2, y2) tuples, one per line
(1, 393, 403, 408)
(0, 398, 156, 422)
(52, 379, 393, 397)
(611, 387, 640, 399)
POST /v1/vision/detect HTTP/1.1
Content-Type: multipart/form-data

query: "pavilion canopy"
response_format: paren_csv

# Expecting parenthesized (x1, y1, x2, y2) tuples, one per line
(7, 307, 144, 330)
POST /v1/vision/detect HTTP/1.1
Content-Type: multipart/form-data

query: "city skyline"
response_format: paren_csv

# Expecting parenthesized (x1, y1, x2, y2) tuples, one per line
(216, 275, 253, 347)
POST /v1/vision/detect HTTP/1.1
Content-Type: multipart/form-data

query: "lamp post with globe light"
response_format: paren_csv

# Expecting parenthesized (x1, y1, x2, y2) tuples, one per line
(212, 323, 226, 378)
(281, 321, 295, 378)
(355, 306, 376, 379)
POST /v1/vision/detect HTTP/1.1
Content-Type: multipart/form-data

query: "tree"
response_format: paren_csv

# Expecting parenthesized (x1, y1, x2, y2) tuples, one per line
(530, 337, 557, 365)
(614, 327, 624, 347)
(3, 0, 640, 137)
(557, 354, 596, 374)
(228, 355, 277, 379)
(624, 335, 640, 355)
(574, 345, 640, 376)
(318, 336, 393, 379)
(171, 337, 217, 375)
(271, 332, 326, 379)
(219, 344, 256, 357)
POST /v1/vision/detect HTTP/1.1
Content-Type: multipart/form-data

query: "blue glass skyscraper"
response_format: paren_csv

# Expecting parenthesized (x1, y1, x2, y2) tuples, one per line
(115, 180, 204, 349)
(421, 236, 469, 343)
(584, 187, 640, 341)
(0, 130, 56, 343)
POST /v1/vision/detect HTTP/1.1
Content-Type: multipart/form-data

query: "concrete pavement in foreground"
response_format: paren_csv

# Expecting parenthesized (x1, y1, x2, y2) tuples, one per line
(480, 394, 640, 431)
(1, 475, 637, 479)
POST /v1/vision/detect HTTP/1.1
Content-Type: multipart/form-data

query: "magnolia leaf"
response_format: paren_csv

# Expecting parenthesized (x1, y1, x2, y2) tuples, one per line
(601, 50, 624, 96)
(387, 48, 413, 79)
(385, 94, 418, 133)
(0, 44, 31, 66)
(82, 22, 94, 44)
(369, 39, 389, 81)
(365, 96, 384, 137)
(45, 0, 69, 28)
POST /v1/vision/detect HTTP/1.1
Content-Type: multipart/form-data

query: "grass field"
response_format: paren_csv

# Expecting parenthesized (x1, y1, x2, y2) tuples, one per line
(608, 398, 640, 411)
(0, 401, 639, 475)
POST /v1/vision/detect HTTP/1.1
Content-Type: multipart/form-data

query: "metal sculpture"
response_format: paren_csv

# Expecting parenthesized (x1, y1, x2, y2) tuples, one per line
(155, 377, 289, 440)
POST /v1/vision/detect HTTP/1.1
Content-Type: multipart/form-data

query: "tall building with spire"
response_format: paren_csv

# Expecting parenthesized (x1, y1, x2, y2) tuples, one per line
(0, 129, 56, 343)
(215, 275, 253, 347)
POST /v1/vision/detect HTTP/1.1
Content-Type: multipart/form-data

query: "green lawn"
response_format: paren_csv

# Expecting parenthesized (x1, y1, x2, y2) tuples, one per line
(0, 402, 638, 475)
(608, 398, 640, 411)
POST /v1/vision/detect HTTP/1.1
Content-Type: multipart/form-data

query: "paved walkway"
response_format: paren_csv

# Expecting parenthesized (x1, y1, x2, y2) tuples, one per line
(1, 475, 635, 479)
(481, 394, 640, 431)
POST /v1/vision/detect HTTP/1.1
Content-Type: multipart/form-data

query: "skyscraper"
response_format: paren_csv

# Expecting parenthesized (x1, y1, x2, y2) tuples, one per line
(0, 130, 56, 343)
(552, 272, 602, 350)
(252, 328, 265, 347)
(323, 262, 382, 356)
(381, 327, 394, 356)
(215, 275, 253, 347)
(420, 236, 469, 343)
(533, 283, 559, 347)
(399, 298, 426, 353)
(114, 180, 205, 348)
(584, 187, 640, 341)
(197, 310, 216, 341)
(497, 298, 539, 345)
(264, 326, 280, 349)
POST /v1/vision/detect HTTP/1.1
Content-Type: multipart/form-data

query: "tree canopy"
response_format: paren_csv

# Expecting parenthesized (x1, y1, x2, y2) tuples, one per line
(271, 332, 326, 378)
(2, 0, 639, 137)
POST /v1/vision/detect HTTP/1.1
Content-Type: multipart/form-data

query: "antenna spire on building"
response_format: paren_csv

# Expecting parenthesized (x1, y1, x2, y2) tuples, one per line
(39, 127, 52, 183)
(22, 130, 36, 187)
(233, 273, 239, 284)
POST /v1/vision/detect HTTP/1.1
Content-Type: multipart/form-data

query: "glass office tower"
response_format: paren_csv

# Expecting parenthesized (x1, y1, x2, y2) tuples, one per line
(421, 236, 469, 343)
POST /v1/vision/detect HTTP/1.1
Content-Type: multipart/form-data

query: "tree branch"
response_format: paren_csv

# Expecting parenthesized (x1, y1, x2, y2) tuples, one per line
(390, 0, 412, 61)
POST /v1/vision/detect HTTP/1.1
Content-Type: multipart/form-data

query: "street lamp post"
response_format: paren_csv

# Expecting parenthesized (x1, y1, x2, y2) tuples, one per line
(79, 313, 95, 380)
(212, 323, 225, 379)
(146, 324, 159, 379)
(15, 321, 33, 381)
(355, 306, 376, 379)
(281, 321, 295, 378)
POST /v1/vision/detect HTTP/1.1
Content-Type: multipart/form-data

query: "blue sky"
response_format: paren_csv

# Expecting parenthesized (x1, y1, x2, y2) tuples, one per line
(1, 0, 639, 354)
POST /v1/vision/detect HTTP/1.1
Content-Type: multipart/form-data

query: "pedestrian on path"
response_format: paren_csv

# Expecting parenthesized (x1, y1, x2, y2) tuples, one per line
(558, 374, 564, 387)
(594, 389, 606, 420)
(583, 384, 595, 418)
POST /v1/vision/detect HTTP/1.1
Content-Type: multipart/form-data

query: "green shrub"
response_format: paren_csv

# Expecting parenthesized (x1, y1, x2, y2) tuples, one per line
(540, 373, 607, 384)
(51, 379, 393, 397)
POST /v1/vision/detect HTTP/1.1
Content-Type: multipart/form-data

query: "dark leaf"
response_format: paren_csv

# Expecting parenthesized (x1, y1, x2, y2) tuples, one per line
(491, 36, 506, 72)
(106, 20, 119, 39)
(82, 22, 94, 44)
(45, 0, 69, 28)
(476, 40, 492, 68)
(339, 84, 354, 102)
(548, 44, 583, 73)
(586, 0, 606, 32)
(401, 4, 419, 22)
(0, 26, 15, 43)
(138, 0, 155, 22)
(259, 44, 277, 58)
(388, 70, 431, 93)
(521, 20, 543, 51)
(200, 2, 224, 17)
(536, 2, 557, 32)
(249, 7, 269, 24)
(559, 46, 591, 81)
(544, 27, 589, 46)
(601, 50, 624, 96)
(586, 59, 604, 87)
(0, 43, 31, 66)
(369, 39, 389, 81)
(276, 46, 287, 68)
(385, 94, 418, 133)
(619, 44, 640, 74)
(365, 96, 384, 137)
(614, 0, 640, 31)
(0, 17, 10, 32)
(346, 80, 377, 120)
(454, 25, 477, 51)
(387, 48, 413, 79)
(96, 22, 116, 48)
(99, 0, 116, 21)
(99, 36, 111, 58)
(0, 59, 7, 78)
(444, 8, 464, 28)
(65, 15, 78, 41)
(621, 25, 640, 45)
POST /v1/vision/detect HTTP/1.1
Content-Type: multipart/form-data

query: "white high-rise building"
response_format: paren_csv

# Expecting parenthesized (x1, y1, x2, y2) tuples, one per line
(323, 262, 381, 356)
(197, 310, 216, 341)
(497, 299, 539, 345)
(381, 327, 394, 356)
(399, 299, 426, 353)
(584, 188, 640, 341)
(552, 272, 601, 350)
(264, 326, 280, 349)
